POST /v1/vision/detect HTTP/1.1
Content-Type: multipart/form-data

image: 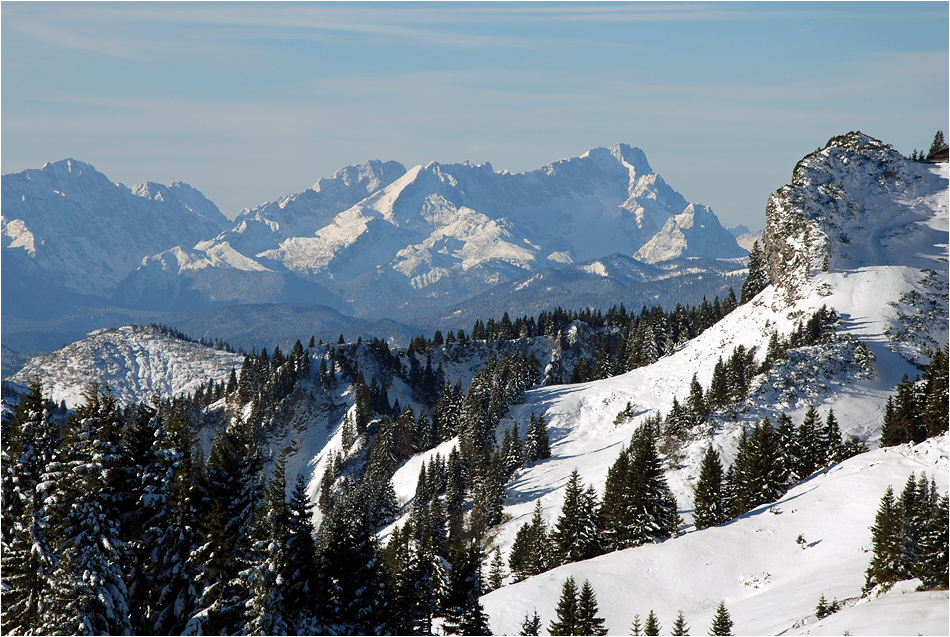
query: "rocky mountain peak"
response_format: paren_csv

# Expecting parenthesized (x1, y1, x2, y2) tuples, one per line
(762, 131, 945, 304)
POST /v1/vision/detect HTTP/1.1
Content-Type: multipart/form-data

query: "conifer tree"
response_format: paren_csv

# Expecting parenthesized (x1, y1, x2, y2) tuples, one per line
(1, 381, 62, 635)
(576, 579, 608, 636)
(41, 390, 132, 636)
(600, 427, 679, 549)
(630, 613, 642, 636)
(671, 610, 690, 635)
(520, 609, 542, 636)
(187, 413, 263, 635)
(139, 403, 201, 635)
(922, 346, 949, 437)
(444, 542, 488, 635)
(488, 548, 506, 591)
(644, 610, 661, 636)
(863, 485, 904, 594)
(551, 468, 603, 564)
(708, 601, 733, 636)
(821, 409, 843, 466)
(740, 240, 768, 304)
(916, 494, 949, 590)
(548, 576, 579, 636)
(927, 130, 948, 159)
(693, 446, 728, 529)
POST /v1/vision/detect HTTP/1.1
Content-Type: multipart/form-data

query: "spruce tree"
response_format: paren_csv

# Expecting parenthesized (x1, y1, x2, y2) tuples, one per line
(644, 610, 661, 636)
(821, 409, 843, 467)
(863, 485, 904, 594)
(520, 610, 543, 636)
(708, 601, 733, 636)
(576, 579, 608, 636)
(671, 610, 690, 635)
(740, 240, 768, 304)
(41, 390, 132, 636)
(139, 403, 201, 635)
(693, 446, 728, 529)
(551, 468, 603, 564)
(1, 381, 62, 635)
(548, 576, 579, 636)
(630, 613, 643, 636)
(916, 494, 949, 590)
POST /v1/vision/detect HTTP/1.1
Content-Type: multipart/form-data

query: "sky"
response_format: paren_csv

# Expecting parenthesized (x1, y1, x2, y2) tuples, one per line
(2, 2, 947, 230)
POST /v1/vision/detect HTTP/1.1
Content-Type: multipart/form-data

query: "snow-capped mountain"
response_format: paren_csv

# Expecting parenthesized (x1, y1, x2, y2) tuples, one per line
(1, 159, 228, 307)
(116, 145, 745, 319)
(8, 324, 243, 408)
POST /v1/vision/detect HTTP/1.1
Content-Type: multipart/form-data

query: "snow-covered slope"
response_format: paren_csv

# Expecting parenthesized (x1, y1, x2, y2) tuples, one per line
(8, 325, 243, 408)
(481, 435, 949, 636)
(635, 204, 746, 263)
(457, 133, 948, 634)
(118, 145, 745, 320)
(1, 159, 228, 305)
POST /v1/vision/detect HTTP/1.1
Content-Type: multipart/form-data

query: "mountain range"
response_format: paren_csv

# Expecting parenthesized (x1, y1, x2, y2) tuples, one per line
(2, 145, 746, 359)
(3, 132, 947, 634)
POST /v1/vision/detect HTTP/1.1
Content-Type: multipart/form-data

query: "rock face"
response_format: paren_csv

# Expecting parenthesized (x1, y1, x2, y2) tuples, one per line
(1, 159, 228, 310)
(761, 132, 947, 302)
(635, 204, 747, 263)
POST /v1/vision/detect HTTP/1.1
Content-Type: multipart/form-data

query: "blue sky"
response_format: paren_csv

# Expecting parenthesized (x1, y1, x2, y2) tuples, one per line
(3, 2, 947, 229)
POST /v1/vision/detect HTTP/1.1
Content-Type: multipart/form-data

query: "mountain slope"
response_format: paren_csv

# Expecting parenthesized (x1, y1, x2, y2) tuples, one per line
(1, 159, 228, 308)
(481, 435, 948, 636)
(8, 325, 243, 408)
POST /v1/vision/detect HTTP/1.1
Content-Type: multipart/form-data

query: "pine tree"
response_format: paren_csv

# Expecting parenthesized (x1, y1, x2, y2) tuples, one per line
(139, 403, 201, 635)
(708, 601, 733, 636)
(548, 576, 579, 636)
(551, 468, 603, 564)
(1, 381, 62, 635)
(927, 130, 948, 159)
(740, 240, 768, 304)
(644, 610, 660, 636)
(630, 613, 643, 636)
(576, 579, 608, 636)
(520, 609, 542, 636)
(693, 446, 728, 529)
(41, 390, 133, 636)
(916, 494, 949, 590)
(671, 610, 690, 635)
(863, 485, 904, 594)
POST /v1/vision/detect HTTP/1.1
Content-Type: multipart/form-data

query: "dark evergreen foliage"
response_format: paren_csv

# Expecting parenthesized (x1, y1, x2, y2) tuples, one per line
(708, 601, 734, 636)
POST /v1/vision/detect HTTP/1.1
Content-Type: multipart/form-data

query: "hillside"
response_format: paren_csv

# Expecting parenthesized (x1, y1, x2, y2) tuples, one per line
(481, 435, 948, 636)
(8, 325, 243, 408)
(2, 132, 945, 637)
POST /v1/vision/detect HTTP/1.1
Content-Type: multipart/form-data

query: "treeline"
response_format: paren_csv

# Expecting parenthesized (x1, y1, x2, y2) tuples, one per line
(506, 424, 678, 583)
(864, 473, 948, 593)
(880, 347, 949, 446)
(1, 381, 519, 635)
(520, 576, 736, 637)
(692, 406, 867, 528)
(148, 323, 238, 353)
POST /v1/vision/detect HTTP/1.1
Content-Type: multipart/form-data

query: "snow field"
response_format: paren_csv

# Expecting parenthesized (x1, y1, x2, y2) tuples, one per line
(481, 435, 949, 636)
